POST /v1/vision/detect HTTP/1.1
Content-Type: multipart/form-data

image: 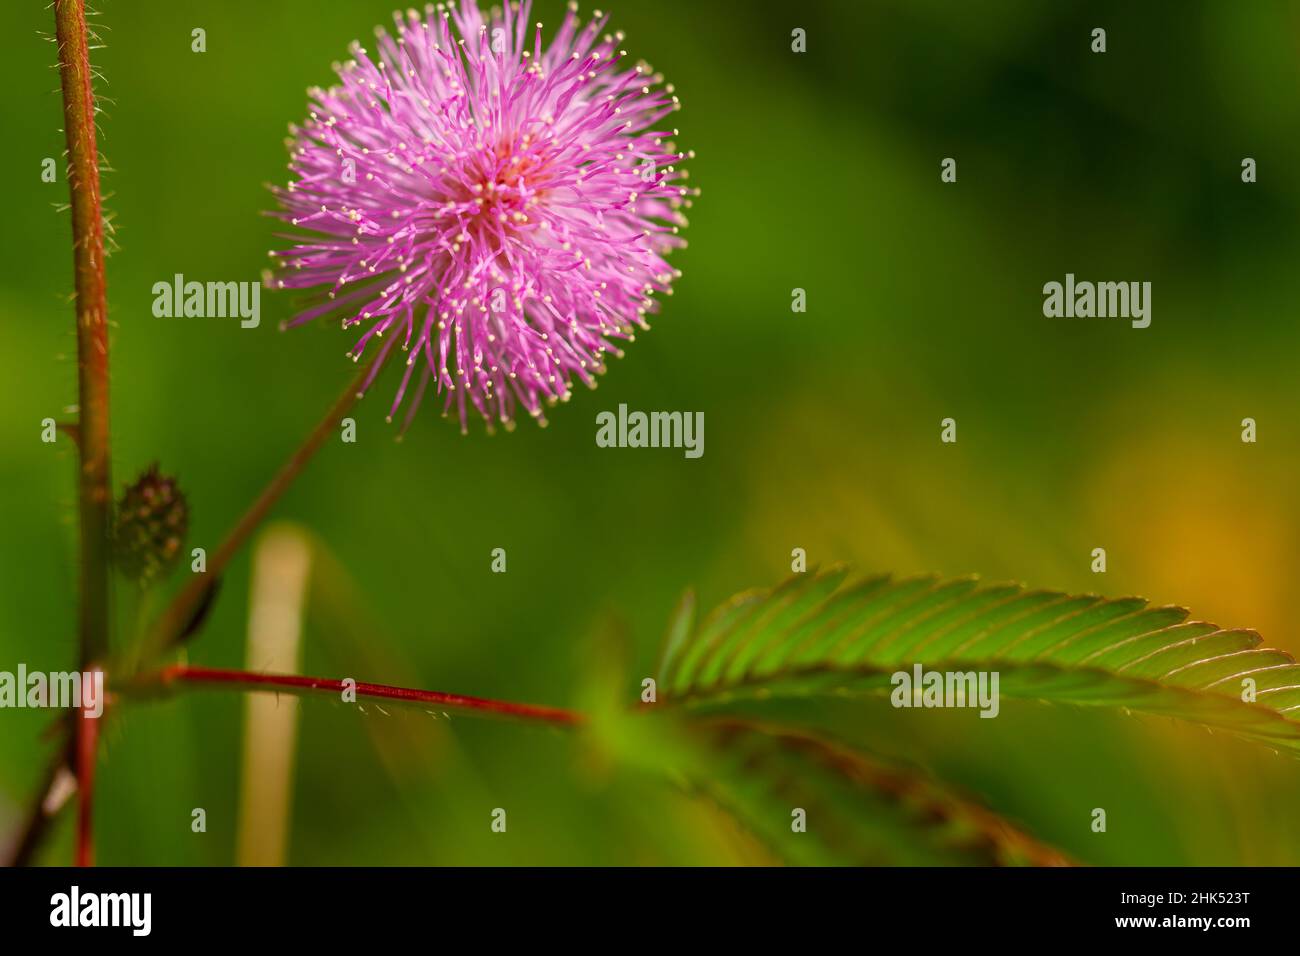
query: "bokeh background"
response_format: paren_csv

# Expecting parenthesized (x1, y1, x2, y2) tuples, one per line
(2, 0, 1299, 865)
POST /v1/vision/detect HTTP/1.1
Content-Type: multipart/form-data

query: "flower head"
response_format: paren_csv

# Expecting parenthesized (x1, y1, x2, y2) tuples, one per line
(269, 0, 694, 432)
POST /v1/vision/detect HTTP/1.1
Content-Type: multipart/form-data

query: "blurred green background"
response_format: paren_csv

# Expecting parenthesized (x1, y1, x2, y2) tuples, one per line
(2, 0, 1299, 865)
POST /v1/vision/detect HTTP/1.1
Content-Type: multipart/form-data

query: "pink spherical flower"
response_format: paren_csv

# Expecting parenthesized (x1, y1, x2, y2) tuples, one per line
(269, 0, 694, 432)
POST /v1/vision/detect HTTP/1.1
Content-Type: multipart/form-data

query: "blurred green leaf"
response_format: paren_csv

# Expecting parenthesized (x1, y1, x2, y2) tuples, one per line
(680, 720, 1073, 866)
(655, 587, 696, 684)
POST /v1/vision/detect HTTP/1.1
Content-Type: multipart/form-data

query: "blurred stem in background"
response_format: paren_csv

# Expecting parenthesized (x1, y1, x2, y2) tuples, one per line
(236, 526, 311, 866)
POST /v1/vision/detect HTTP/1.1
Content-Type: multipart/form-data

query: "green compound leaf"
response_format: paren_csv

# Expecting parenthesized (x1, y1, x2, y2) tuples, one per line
(658, 567, 1300, 752)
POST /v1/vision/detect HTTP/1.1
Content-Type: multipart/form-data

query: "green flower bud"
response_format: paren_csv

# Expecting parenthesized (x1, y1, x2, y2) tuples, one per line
(113, 464, 188, 587)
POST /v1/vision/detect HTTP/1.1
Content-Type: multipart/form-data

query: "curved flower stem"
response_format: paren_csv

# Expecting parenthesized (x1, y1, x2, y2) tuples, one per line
(135, 356, 379, 667)
(128, 664, 585, 728)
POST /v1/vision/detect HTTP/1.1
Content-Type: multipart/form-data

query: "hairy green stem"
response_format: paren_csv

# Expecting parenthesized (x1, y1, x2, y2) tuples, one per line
(57, 0, 111, 663)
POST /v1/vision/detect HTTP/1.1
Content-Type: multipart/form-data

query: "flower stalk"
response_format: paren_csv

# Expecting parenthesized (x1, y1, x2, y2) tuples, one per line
(136, 355, 378, 666)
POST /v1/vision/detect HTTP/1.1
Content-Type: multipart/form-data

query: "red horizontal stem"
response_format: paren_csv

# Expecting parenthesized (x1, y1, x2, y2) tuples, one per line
(154, 664, 584, 727)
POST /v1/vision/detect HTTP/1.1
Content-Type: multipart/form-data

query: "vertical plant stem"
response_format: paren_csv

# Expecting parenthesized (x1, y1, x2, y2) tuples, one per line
(56, 0, 110, 870)
(74, 702, 101, 867)
(57, 0, 112, 667)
